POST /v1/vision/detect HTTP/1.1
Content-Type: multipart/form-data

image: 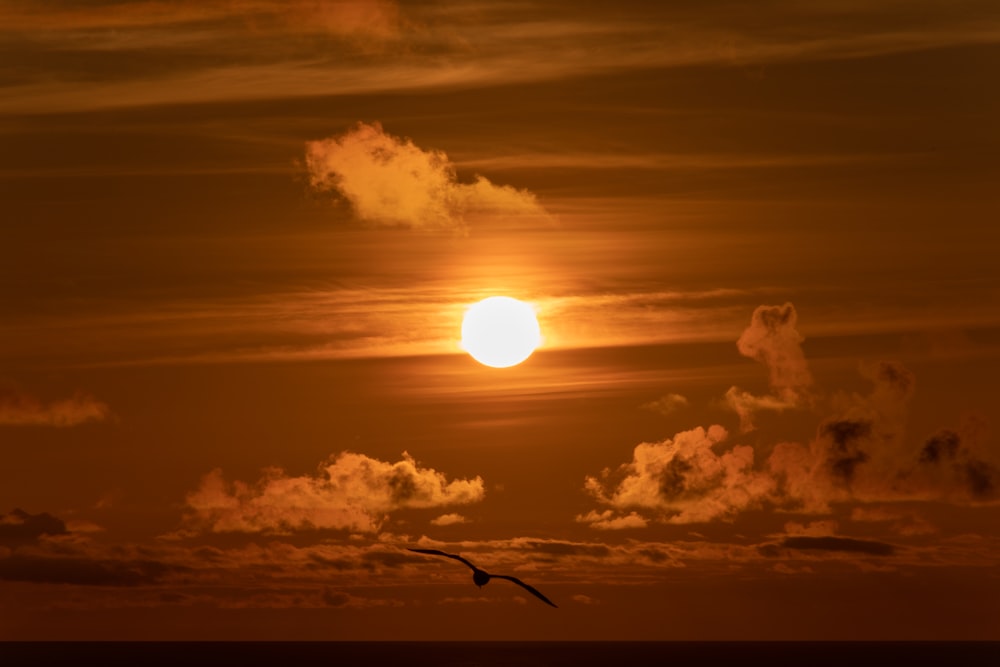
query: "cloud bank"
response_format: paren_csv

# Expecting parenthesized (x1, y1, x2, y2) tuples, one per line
(185, 451, 485, 534)
(583, 303, 999, 528)
(305, 122, 551, 230)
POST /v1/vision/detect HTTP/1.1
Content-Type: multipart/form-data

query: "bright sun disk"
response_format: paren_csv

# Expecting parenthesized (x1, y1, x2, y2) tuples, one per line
(461, 296, 542, 368)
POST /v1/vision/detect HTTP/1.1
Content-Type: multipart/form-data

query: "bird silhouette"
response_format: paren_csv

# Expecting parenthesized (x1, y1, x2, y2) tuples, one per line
(407, 548, 557, 608)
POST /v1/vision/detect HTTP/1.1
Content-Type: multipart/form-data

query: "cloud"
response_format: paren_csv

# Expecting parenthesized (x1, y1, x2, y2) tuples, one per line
(0, 390, 111, 427)
(737, 303, 814, 398)
(305, 122, 552, 230)
(0, 553, 179, 586)
(783, 520, 838, 537)
(0, 0, 403, 41)
(0, 508, 68, 546)
(429, 513, 468, 527)
(575, 510, 648, 530)
(780, 536, 895, 556)
(639, 393, 689, 416)
(584, 425, 774, 523)
(584, 304, 1000, 527)
(184, 451, 485, 534)
(914, 426, 999, 504)
(277, 0, 403, 41)
(724, 303, 814, 431)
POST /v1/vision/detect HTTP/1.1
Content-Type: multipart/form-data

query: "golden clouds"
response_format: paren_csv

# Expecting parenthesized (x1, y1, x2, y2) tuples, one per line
(584, 425, 774, 524)
(305, 122, 552, 231)
(581, 304, 1000, 529)
(184, 451, 484, 534)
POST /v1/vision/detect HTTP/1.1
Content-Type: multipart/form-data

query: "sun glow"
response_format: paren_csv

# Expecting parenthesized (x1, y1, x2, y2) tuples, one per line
(461, 296, 542, 368)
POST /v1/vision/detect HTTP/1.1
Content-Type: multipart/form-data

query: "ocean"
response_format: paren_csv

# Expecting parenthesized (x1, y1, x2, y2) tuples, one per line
(3, 642, 999, 667)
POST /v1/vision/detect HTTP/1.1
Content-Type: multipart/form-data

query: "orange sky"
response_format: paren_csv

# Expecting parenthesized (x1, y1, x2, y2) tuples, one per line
(2, 0, 1000, 640)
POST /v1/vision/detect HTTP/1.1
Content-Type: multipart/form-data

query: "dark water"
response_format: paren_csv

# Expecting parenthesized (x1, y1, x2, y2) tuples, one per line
(4, 642, 998, 667)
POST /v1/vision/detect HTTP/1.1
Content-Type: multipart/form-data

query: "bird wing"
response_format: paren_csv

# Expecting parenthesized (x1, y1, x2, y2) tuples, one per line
(491, 575, 558, 608)
(407, 548, 478, 572)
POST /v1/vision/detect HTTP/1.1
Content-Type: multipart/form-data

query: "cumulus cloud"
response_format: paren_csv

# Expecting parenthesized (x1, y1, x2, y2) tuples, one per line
(575, 510, 648, 530)
(584, 425, 774, 523)
(305, 122, 552, 230)
(725, 303, 814, 431)
(429, 513, 468, 527)
(583, 303, 1000, 528)
(639, 393, 689, 416)
(184, 451, 485, 534)
(736, 303, 814, 396)
(0, 390, 111, 427)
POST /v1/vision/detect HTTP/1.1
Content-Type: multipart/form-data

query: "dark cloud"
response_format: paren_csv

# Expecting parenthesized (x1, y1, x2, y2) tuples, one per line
(868, 361, 916, 401)
(820, 419, 873, 484)
(321, 588, 351, 608)
(523, 540, 611, 558)
(920, 430, 962, 464)
(361, 550, 421, 569)
(917, 429, 999, 502)
(781, 536, 895, 556)
(0, 554, 180, 586)
(307, 554, 355, 571)
(962, 460, 997, 501)
(638, 548, 670, 563)
(0, 508, 68, 546)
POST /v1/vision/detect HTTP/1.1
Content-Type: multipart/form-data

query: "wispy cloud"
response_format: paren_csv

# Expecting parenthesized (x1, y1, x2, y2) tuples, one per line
(0, 390, 111, 427)
(639, 393, 690, 417)
(4, 1, 999, 113)
(306, 122, 552, 231)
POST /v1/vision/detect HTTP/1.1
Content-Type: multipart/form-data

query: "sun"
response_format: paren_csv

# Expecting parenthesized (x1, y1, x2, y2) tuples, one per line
(461, 296, 542, 368)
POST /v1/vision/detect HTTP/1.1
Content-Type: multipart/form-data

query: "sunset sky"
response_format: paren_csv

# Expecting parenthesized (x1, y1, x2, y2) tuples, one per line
(2, 0, 1000, 641)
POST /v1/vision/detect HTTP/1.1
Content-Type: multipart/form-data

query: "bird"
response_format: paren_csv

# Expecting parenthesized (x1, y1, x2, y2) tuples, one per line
(407, 548, 558, 608)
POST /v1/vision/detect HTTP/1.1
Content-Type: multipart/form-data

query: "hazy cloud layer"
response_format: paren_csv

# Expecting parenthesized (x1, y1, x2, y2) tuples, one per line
(0, 0, 403, 41)
(0, 390, 111, 427)
(305, 122, 552, 230)
(5, 2, 1000, 113)
(185, 451, 485, 534)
